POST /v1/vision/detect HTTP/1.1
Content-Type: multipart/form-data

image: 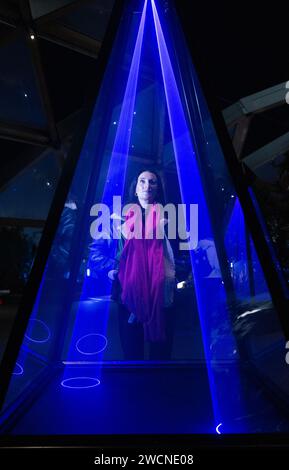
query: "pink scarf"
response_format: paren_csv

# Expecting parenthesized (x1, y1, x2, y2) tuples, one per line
(118, 203, 166, 342)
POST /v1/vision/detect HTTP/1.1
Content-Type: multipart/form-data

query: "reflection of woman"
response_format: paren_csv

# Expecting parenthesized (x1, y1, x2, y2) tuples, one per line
(50, 195, 78, 279)
(110, 169, 175, 360)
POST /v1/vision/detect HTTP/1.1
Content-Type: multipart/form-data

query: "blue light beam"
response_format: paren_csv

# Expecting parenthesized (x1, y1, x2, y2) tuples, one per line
(62, 1, 148, 383)
(151, 0, 228, 426)
(102, 0, 148, 205)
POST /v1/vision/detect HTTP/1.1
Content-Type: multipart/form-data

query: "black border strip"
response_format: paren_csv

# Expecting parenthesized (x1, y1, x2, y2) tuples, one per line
(1, 432, 289, 448)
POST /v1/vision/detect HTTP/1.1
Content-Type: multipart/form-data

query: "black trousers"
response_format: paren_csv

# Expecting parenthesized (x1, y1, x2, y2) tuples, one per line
(118, 303, 175, 361)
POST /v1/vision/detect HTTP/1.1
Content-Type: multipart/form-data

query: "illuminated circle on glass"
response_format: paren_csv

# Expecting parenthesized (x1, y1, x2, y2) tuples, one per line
(76, 333, 108, 355)
(216, 423, 223, 434)
(61, 377, 100, 389)
(24, 318, 51, 343)
(12, 362, 24, 376)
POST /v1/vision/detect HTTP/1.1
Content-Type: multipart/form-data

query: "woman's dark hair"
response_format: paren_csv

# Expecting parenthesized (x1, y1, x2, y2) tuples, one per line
(127, 168, 165, 205)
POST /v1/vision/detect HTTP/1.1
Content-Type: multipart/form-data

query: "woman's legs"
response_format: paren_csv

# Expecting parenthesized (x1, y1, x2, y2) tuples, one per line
(118, 303, 144, 360)
(149, 304, 175, 360)
(118, 303, 175, 361)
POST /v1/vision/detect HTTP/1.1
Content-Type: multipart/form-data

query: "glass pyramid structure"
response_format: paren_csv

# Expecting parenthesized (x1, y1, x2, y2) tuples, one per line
(0, 0, 287, 435)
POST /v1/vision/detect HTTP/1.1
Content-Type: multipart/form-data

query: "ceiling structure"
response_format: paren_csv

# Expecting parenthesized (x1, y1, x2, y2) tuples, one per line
(0, 0, 115, 192)
(223, 82, 289, 174)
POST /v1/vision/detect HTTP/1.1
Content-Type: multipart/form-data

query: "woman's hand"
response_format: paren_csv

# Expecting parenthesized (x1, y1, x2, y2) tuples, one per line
(159, 218, 168, 226)
(108, 269, 118, 281)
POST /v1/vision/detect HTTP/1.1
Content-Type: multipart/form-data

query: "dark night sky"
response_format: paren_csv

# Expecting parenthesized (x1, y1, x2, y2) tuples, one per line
(175, 1, 289, 157)
(176, 1, 288, 103)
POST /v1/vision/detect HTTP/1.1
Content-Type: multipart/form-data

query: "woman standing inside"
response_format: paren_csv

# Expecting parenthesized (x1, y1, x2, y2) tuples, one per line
(109, 169, 176, 360)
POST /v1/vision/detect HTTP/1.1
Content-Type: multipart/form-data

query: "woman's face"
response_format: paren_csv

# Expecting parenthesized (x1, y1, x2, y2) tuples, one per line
(135, 171, 158, 205)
